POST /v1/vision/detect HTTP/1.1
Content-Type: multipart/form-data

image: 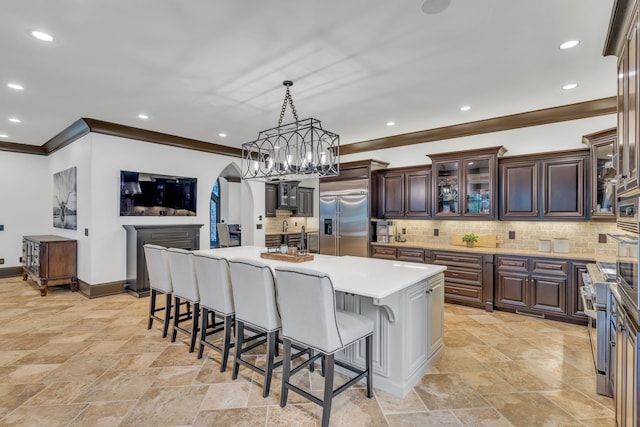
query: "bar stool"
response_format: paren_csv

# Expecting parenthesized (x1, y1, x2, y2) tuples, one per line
(143, 244, 173, 338)
(167, 248, 200, 353)
(227, 258, 281, 398)
(274, 266, 374, 427)
(193, 252, 235, 371)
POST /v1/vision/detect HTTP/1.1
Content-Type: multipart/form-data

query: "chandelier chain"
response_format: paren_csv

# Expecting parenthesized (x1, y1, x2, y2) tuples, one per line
(278, 86, 299, 126)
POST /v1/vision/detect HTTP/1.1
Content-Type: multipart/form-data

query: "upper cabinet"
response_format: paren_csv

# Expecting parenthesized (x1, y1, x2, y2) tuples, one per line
(378, 167, 431, 219)
(500, 150, 588, 220)
(297, 187, 314, 217)
(278, 181, 299, 209)
(428, 146, 506, 220)
(265, 183, 278, 217)
(583, 128, 617, 221)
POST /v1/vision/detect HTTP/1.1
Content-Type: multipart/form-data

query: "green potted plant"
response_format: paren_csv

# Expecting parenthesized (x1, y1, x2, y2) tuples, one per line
(462, 233, 478, 248)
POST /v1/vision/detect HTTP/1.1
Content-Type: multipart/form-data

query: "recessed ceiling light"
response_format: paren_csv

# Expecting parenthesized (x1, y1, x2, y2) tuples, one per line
(559, 40, 580, 50)
(218, 133, 227, 137)
(0, 134, 8, 138)
(9, 118, 21, 123)
(31, 30, 53, 42)
(7, 83, 24, 90)
(386, 121, 395, 127)
(562, 83, 578, 90)
(460, 105, 471, 111)
(137, 114, 149, 119)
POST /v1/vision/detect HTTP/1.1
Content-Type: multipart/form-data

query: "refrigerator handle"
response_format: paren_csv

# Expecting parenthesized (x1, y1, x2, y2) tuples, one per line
(335, 203, 340, 255)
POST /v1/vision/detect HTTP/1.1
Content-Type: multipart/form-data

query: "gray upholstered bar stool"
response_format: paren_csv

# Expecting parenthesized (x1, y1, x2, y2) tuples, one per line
(143, 244, 173, 338)
(274, 266, 374, 427)
(227, 258, 281, 398)
(192, 252, 235, 370)
(167, 248, 200, 353)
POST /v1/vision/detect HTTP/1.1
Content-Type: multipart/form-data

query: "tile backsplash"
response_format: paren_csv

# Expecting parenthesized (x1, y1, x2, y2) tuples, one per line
(392, 219, 618, 257)
(265, 211, 318, 234)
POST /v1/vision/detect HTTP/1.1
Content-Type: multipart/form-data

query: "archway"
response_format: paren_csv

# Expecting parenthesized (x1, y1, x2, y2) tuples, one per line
(210, 162, 252, 248)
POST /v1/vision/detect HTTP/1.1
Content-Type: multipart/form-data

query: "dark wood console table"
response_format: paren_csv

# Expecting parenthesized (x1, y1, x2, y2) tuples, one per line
(22, 235, 77, 296)
(123, 224, 203, 297)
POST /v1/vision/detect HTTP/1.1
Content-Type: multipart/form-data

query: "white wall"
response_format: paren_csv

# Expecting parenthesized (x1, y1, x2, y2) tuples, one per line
(0, 151, 50, 268)
(341, 115, 617, 167)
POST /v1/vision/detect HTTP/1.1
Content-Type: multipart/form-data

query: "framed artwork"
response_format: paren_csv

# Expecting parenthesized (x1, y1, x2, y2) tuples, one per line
(53, 166, 77, 230)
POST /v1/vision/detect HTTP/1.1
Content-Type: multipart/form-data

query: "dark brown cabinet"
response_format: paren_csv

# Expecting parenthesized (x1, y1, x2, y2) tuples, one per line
(496, 256, 568, 318)
(22, 235, 77, 296)
(428, 146, 505, 219)
(500, 151, 588, 220)
(278, 181, 299, 209)
(265, 183, 278, 217)
(378, 167, 431, 219)
(583, 128, 617, 220)
(297, 187, 314, 217)
(431, 250, 493, 311)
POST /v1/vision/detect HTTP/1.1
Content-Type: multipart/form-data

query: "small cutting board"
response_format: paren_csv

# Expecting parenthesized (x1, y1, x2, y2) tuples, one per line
(451, 233, 504, 248)
(260, 252, 315, 263)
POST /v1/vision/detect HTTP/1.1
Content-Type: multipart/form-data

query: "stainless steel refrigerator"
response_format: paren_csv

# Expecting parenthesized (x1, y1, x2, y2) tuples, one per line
(319, 179, 369, 257)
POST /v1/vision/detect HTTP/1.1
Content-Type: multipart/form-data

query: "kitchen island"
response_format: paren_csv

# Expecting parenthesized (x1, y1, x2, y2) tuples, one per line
(200, 246, 446, 397)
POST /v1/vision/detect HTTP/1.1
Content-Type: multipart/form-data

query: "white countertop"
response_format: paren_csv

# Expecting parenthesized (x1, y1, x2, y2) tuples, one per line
(198, 246, 446, 300)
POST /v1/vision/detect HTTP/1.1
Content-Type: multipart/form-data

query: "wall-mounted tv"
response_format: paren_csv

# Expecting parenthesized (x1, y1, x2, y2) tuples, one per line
(120, 171, 197, 216)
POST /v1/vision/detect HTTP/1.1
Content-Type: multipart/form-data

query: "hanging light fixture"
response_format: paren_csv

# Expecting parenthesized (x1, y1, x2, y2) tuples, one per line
(241, 80, 339, 181)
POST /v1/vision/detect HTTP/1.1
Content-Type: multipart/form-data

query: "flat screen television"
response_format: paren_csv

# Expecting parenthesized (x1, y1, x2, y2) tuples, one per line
(120, 171, 197, 216)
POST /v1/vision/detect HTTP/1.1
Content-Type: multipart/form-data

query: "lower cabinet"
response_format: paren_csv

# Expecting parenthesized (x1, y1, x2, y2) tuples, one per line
(495, 255, 591, 323)
(611, 294, 638, 427)
(431, 250, 494, 311)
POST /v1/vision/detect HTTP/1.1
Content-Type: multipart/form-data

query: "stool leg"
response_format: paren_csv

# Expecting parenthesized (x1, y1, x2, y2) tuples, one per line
(198, 306, 208, 359)
(232, 320, 244, 380)
(148, 289, 157, 330)
(221, 314, 233, 372)
(366, 335, 373, 398)
(280, 338, 292, 408)
(171, 296, 181, 342)
(321, 353, 335, 427)
(309, 349, 315, 372)
(189, 302, 200, 353)
(162, 293, 172, 338)
(263, 330, 277, 397)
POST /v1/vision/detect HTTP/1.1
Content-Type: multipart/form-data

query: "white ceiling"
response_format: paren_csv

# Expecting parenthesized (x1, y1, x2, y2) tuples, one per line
(0, 0, 618, 149)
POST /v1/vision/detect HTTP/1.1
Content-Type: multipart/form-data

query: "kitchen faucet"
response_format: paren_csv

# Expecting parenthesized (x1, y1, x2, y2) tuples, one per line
(283, 220, 288, 232)
(300, 225, 306, 252)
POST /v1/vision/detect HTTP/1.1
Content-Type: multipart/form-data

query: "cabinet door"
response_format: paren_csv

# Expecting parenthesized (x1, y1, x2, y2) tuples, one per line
(624, 327, 637, 427)
(371, 245, 396, 260)
(405, 283, 429, 377)
(297, 187, 314, 217)
(530, 275, 567, 315)
(405, 170, 431, 217)
(428, 277, 444, 358)
(569, 262, 589, 320)
(542, 157, 586, 219)
(265, 184, 277, 217)
(434, 161, 460, 216)
(618, 54, 627, 196)
(587, 131, 617, 220)
(628, 21, 638, 193)
(496, 272, 529, 308)
(379, 172, 405, 217)
(464, 156, 492, 217)
(500, 161, 538, 219)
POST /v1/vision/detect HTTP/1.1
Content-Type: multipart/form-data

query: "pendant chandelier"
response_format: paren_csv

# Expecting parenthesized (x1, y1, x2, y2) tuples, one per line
(241, 80, 339, 181)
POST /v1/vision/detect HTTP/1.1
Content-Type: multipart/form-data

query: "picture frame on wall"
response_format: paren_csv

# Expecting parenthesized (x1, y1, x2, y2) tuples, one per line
(53, 166, 77, 230)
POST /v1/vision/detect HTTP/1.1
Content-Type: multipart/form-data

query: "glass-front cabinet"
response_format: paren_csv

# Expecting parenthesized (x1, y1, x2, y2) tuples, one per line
(429, 146, 506, 219)
(583, 128, 617, 220)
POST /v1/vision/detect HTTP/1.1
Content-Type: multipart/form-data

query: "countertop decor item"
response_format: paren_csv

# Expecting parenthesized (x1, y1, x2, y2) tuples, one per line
(553, 238, 569, 253)
(538, 240, 551, 252)
(451, 233, 504, 248)
(462, 233, 478, 248)
(241, 80, 339, 181)
(260, 252, 314, 263)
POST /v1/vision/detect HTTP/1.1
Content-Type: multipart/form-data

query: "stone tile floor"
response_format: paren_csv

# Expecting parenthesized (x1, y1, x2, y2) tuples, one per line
(0, 276, 615, 426)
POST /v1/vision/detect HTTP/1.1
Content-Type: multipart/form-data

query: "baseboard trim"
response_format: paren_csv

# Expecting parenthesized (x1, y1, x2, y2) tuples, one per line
(0, 266, 23, 278)
(78, 279, 126, 298)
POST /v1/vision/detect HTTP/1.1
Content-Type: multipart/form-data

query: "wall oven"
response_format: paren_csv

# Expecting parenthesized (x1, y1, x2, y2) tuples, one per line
(614, 197, 640, 315)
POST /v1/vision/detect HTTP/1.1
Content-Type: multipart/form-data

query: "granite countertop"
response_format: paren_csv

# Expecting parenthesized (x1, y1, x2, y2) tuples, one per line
(371, 241, 615, 262)
(265, 229, 319, 236)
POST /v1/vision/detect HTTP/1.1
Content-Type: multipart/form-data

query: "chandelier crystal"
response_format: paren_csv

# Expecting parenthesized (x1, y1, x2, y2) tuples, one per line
(241, 80, 339, 181)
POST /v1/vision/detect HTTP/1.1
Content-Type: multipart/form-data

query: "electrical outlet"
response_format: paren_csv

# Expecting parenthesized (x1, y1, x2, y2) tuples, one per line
(433, 228, 439, 236)
(598, 233, 607, 244)
(19, 256, 23, 263)
(256, 224, 262, 229)
(509, 231, 516, 239)
(402, 228, 406, 234)
(0, 258, 4, 265)
(84, 228, 89, 237)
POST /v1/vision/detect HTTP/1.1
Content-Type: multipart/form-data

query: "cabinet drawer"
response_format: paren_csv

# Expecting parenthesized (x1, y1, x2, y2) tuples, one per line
(444, 268, 482, 286)
(496, 256, 528, 272)
(432, 251, 482, 269)
(444, 283, 482, 303)
(372, 246, 397, 260)
(531, 259, 567, 276)
(265, 235, 282, 247)
(397, 248, 425, 263)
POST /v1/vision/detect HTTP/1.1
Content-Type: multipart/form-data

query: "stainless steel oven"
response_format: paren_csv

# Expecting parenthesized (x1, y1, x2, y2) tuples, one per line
(614, 196, 640, 314)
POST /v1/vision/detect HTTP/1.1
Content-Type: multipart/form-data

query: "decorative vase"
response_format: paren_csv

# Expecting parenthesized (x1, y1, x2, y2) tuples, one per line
(466, 242, 474, 248)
